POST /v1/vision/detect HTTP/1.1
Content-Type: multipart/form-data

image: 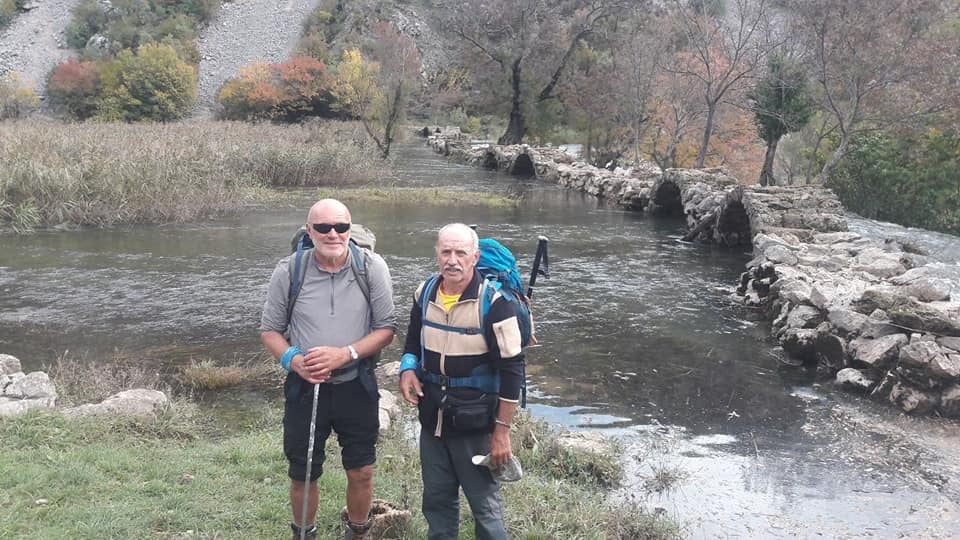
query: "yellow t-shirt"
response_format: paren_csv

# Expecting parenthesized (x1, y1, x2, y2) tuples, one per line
(437, 288, 461, 312)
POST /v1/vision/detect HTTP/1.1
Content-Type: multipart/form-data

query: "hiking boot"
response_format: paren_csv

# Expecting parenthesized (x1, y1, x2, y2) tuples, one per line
(290, 522, 317, 540)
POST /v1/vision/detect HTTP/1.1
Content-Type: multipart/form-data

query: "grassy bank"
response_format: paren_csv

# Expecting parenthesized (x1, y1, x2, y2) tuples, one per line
(0, 120, 386, 232)
(314, 187, 520, 209)
(0, 403, 679, 539)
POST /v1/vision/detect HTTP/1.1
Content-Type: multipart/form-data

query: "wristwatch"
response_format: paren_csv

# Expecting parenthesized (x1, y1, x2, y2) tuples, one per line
(347, 344, 359, 361)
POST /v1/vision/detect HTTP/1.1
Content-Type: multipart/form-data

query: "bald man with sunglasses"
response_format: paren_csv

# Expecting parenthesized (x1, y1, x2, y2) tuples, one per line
(260, 199, 397, 539)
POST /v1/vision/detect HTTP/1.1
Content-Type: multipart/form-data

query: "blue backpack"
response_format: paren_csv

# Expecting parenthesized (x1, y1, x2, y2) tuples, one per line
(418, 238, 536, 405)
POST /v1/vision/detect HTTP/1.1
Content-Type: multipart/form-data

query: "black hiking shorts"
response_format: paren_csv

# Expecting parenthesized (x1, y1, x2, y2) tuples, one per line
(283, 376, 379, 481)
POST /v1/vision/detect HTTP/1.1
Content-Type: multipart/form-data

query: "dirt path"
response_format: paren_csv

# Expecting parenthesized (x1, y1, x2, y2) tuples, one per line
(0, 0, 82, 93)
(193, 0, 322, 117)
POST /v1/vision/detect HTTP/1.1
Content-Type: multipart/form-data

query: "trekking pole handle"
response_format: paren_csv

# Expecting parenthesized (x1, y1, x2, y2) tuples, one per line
(527, 236, 549, 300)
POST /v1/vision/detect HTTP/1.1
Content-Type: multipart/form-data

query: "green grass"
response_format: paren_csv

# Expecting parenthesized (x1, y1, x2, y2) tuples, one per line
(0, 405, 680, 539)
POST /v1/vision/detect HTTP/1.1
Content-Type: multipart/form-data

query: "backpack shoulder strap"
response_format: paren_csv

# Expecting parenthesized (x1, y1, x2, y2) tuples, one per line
(286, 248, 313, 331)
(348, 241, 371, 306)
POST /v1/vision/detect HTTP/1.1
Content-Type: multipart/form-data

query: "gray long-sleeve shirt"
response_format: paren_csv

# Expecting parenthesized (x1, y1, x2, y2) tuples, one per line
(259, 247, 397, 382)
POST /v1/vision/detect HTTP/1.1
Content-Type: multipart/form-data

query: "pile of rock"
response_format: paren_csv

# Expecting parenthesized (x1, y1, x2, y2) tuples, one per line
(739, 230, 960, 416)
(0, 354, 57, 417)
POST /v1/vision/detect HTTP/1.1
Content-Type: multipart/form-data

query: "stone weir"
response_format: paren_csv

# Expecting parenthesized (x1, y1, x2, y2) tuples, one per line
(424, 130, 960, 418)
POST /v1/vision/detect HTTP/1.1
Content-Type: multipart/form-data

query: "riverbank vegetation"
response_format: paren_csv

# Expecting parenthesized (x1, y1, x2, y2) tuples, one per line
(0, 121, 386, 232)
(314, 187, 520, 209)
(0, 357, 680, 539)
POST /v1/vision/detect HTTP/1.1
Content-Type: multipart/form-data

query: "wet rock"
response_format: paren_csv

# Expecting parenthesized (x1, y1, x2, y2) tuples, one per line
(937, 336, 960, 353)
(930, 354, 960, 380)
(870, 371, 898, 401)
(836, 368, 878, 393)
(889, 382, 939, 415)
(827, 309, 868, 337)
(898, 340, 943, 369)
(849, 334, 908, 369)
(940, 384, 960, 418)
(781, 328, 818, 365)
(63, 389, 167, 418)
(764, 244, 799, 265)
(786, 305, 824, 330)
(774, 279, 812, 306)
(815, 332, 847, 374)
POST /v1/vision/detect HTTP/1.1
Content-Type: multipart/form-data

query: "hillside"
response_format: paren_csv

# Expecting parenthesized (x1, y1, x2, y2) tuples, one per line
(0, 0, 83, 93)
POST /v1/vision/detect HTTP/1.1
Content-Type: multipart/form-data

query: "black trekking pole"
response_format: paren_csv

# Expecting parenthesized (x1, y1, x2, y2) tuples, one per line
(526, 236, 549, 300)
(299, 382, 320, 540)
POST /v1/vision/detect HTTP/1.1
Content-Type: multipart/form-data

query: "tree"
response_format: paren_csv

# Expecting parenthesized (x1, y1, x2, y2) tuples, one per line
(438, 0, 627, 145)
(787, 0, 946, 184)
(47, 59, 102, 120)
(748, 55, 813, 186)
(97, 43, 197, 121)
(364, 21, 421, 158)
(665, 0, 768, 167)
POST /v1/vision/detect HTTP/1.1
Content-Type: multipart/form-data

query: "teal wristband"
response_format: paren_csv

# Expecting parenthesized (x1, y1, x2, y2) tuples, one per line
(280, 346, 302, 372)
(399, 353, 419, 373)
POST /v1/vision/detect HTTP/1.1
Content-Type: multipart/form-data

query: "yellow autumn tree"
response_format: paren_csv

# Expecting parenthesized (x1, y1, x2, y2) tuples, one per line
(0, 72, 40, 120)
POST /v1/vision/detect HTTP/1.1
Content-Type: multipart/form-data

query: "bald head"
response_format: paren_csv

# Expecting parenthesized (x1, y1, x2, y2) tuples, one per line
(308, 198, 351, 224)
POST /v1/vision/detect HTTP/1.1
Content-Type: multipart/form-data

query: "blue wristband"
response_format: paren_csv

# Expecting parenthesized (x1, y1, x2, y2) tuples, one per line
(399, 353, 419, 373)
(280, 346, 302, 372)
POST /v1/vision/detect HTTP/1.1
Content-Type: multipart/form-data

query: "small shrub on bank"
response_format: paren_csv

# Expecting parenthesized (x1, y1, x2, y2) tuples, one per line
(0, 72, 39, 119)
(217, 56, 333, 121)
(46, 59, 102, 120)
(97, 43, 197, 121)
(47, 351, 167, 407)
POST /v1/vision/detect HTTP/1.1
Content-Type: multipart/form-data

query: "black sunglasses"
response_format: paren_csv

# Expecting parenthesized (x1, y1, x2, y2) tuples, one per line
(311, 222, 351, 234)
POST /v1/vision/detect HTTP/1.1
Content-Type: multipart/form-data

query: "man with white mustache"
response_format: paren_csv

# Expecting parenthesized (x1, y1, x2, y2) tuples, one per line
(399, 223, 525, 539)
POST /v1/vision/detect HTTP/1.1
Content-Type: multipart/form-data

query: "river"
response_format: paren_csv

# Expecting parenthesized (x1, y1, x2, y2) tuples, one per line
(1, 141, 957, 538)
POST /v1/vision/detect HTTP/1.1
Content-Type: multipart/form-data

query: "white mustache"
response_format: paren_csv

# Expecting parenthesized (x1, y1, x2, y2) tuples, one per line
(443, 265, 463, 273)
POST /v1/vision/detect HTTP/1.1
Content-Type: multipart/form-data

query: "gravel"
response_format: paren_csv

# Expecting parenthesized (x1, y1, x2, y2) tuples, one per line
(0, 0, 83, 93)
(194, 0, 322, 118)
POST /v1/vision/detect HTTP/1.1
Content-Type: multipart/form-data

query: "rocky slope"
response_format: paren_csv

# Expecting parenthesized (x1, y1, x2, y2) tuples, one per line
(0, 0, 82, 93)
(194, 0, 322, 117)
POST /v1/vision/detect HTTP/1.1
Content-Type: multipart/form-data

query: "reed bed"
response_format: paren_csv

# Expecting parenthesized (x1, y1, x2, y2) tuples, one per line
(0, 120, 386, 231)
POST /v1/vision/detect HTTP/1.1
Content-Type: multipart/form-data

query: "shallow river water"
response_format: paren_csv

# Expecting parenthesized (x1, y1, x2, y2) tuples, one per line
(1, 142, 958, 538)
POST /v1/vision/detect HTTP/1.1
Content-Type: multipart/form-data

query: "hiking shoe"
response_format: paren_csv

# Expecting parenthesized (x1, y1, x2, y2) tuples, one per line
(290, 523, 317, 540)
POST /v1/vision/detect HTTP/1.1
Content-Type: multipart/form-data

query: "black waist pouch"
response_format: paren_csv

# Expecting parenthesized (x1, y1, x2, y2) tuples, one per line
(441, 390, 498, 434)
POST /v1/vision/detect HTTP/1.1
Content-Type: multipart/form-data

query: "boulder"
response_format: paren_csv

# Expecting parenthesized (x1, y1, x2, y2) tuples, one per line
(815, 332, 847, 373)
(937, 336, 960, 353)
(902, 278, 952, 302)
(889, 382, 939, 415)
(827, 309, 868, 337)
(781, 328, 818, 364)
(930, 354, 960, 380)
(63, 389, 168, 418)
(0, 354, 21, 376)
(849, 334, 908, 369)
(2, 371, 57, 401)
(940, 384, 960, 418)
(786, 305, 824, 330)
(898, 340, 943, 369)
(836, 368, 878, 393)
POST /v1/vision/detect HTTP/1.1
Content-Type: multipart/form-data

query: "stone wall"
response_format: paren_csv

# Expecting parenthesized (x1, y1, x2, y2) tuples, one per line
(423, 130, 960, 417)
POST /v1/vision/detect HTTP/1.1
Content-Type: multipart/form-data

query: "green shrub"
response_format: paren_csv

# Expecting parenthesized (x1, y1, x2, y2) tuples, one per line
(96, 43, 197, 122)
(65, 0, 108, 49)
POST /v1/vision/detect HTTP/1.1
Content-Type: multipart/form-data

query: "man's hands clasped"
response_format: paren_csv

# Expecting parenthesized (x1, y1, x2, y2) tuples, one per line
(294, 346, 352, 384)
